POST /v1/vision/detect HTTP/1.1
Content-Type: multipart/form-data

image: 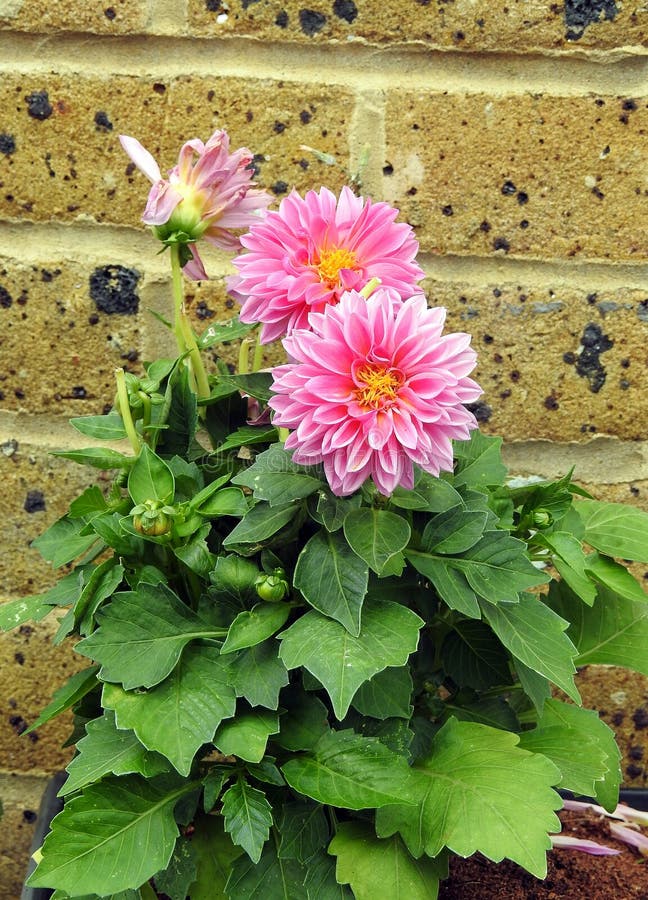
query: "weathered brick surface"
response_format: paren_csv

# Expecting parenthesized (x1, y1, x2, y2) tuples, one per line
(0, 441, 103, 596)
(428, 278, 648, 442)
(188, 1, 648, 53)
(0, 73, 351, 229)
(0, 258, 145, 415)
(0, 614, 84, 775)
(0, 0, 147, 34)
(0, 773, 49, 899)
(384, 91, 648, 261)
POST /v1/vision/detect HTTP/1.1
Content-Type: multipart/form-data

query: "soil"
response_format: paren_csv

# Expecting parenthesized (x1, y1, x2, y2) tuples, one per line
(439, 807, 648, 899)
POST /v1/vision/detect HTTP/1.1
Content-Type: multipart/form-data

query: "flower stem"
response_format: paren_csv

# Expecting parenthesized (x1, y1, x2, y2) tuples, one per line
(252, 333, 264, 372)
(169, 244, 211, 402)
(238, 335, 256, 374)
(115, 368, 141, 454)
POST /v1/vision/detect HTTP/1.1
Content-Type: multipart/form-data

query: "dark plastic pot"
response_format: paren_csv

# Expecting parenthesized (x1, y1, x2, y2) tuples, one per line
(21, 772, 66, 900)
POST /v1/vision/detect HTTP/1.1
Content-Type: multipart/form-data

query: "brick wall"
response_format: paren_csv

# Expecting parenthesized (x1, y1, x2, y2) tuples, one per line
(0, 2, 647, 895)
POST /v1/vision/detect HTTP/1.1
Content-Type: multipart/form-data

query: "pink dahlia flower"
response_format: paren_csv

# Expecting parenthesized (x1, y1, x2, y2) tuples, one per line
(231, 186, 425, 343)
(269, 289, 481, 497)
(120, 131, 272, 279)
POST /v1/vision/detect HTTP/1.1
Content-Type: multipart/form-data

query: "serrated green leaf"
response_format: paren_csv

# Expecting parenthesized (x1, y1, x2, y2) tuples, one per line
(515, 661, 551, 715)
(210, 554, 260, 605)
(421, 505, 488, 555)
(585, 553, 648, 604)
(27, 776, 193, 895)
(275, 688, 329, 752)
(217, 425, 278, 453)
(294, 530, 369, 635)
(158, 364, 198, 457)
(303, 852, 353, 900)
(103, 645, 236, 775)
(224, 502, 297, 550)
(576, 499, 648, 562)
(68, 485, 109, 519)
(441, 620, 512, 691)
(349, 715, 414, 756)
(233, 445, 322, 506)
(277, 801, 329, 863)
(343, 508, 411, 576)
(76, 583, 226, 689)
(61, 710, 170, 794)
(443, 696, 519, 731)
(70, 414, 128, 441)
(154, 836, 197, 900)
(351, 667, 413, 720)
(52, 447, 133, 470)
(480, 594, 579, 702)
(282, 729, 417, 810)
(231, 640, 289, 710)
(222, 604, 291, 655)
(197, 487, 249, 518)
(538, 531, 596, 605)
(187, 814, 243, 900)
(376, 718, 561, 878)
(222, 779, 273, 863)
(173, 527, 216, 579)
(128, 444, 175, 505)
(453, 431, 506, 489)
(407, 553, 480, 618)
(330, 821, 441, 900)
(225, 841, 308, 900)
(32, 516, 101, 568)
(0, 593, 59, 630)
(217, 372, 274, 403)
(246, 758, 284, 786)
(25, 666, 99, 734)
(75, 558, 125, 634)
(279, 600, 423, 719)
(214, 709, 279, 763)
(309, 489, 362, 532)
(198, 315, 256, 349)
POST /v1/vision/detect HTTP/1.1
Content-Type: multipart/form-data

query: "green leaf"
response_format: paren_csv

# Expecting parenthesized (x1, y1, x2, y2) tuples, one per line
(90, 512, 142, 557)
(390, 472, 462, 511)
(282, 728, 417, 810)
(421, 505, 488, 555)
(453, 431, 506, 489)
(187, 815, 242, 900)
(217, 372, 274, 402)
(62, 710, 170, 794)
(70, 414, 128, 441)
(538, 531, 596, 605)
(224, 502, 298, 551)
(231, 640, 289, 710)
(343, 508, 411, 576)
(518, 699, 620, 806)
(76, 583, 225, 689)
(548, 581, 648, 674)
(68, 485, 109, 519)
(225, 841, 308, 900)
(128, 444, 175, 505)
(349, 715, 414, 757)
(32, 516, 101, 568)
(222, 603, 291, 655)
(515, 661, 551, 715)
(210, 554, 260, 605)
(576, 498, 648, 562)
(27, 776, 191, 895)
(0, 593, 60, 630)
(585, 553, 648, 604)
(294, 530, 369, 635)
(309, 489, 362, 532)
(246, 758, 284, 786)
(222, 779, 273, 863)
(75, 558, 125, 634)
(103, 645, 236, 776)
(233, 445, 322, 506)
(52, 447, 133, 470)
(330, 821, 441, 900)
(159, 364, 198, 458)
(376, 718, 561, 878)
(275, 688, 329, 752)
(303, 852, 353, 900)
(443, 696, 519, 731)
(351, 667, 413, 720)
(441, 620, 512, 691)
(173, 527, 216, 579)
(154, 836, 197, 900)
(197, 487, 249, 518)
(480, 594, 579, 701)
(407, 554, 479, 618)
(279, 600, 423, 719)
(25, 666, 99, 734)
(277, 801, 329, 863)
(214, 709, 279, 763)
(198, 315, 256, 349)
(218, 425, 278, 453)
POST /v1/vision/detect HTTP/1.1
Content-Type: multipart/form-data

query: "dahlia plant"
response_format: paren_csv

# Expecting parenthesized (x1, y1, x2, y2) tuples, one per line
(4, 129, 648, 900)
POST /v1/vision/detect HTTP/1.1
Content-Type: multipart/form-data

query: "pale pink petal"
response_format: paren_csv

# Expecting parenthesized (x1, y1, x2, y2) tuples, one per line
(550, 835, 620, 856)
(119, 135, 162, 182)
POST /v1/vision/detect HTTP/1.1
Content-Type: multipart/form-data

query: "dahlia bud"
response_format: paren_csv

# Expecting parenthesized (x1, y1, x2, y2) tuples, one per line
(132, 499, 175, 536)
(532, 509, 553, 528)
(255, 568, 289, 602)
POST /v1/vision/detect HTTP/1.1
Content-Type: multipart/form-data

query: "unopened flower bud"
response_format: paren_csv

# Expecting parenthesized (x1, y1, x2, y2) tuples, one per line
(255, 568, 289, 602)
(132, 499, 174, 536)
(532, 509, 553, 528)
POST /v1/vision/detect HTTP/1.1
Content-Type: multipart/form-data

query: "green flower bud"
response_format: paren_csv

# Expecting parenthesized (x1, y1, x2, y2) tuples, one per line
(132, 499, 175, 536)
(255, 568, 289, 603)
(532, 509, 553, 528)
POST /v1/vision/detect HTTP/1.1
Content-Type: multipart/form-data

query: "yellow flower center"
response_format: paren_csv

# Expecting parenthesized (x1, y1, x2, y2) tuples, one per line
(354, 364, 404, 410)
(316, 246, 357, 286)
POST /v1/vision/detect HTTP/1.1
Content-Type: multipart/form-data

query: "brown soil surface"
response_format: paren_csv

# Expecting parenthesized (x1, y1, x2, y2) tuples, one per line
(439, 808, 648, 899)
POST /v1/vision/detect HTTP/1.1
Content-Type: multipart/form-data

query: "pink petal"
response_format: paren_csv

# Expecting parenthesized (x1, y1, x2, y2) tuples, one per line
(550, 835, 620, 856)
(119, 135, 161, 182)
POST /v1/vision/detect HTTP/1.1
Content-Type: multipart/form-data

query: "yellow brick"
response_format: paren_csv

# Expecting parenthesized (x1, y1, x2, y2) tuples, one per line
(187, 0, 647, 52)
(384, 91, 648, 261)
(0, 0, 147, 34)
(0, 73, 351, 229)
(0, 259, 144, 416)
(0, 614, 85, 776)
(0, 441, 104, 596)
(0, 773, 50, 899)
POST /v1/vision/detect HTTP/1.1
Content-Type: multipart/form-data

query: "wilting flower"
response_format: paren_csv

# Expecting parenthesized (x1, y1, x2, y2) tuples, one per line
(269, 289, 481, 496)
(231, 186, 425, 343)
(609, 822, 648, 856)
(119, 131, 272, 279)
(550, 835, 620, 856)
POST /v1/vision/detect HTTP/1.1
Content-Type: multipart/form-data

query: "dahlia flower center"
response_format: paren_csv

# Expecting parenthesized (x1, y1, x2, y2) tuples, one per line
(354, 363, 404, 410)
(316, 246, 357, 286)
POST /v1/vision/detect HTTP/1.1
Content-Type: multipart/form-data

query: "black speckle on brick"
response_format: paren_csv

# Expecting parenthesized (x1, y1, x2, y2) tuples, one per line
(24, 490, 45, 513)
(153, 83, 166, 95)
(9, 715, 28, 735)
(383, 163, 394, 176)
(0, 133, 16, 155)
(441, 204, 453, 216)
(564, 0, 618, 40)
(612, 711, 625, 726)
(72, 385, 87, 399)
(630, 745, 644, 760)
(483, 334, 494, 345)
(299, 110, 312, 125)
(637, 300, 648, 323)
(196, 301, 214, 320)
(88, 313, 99, 325)
(591, 186, 605, 200)
(333, 0, 358, 23)
(25, 91, 53, 121)
(575, 323, 613, 393)
(466, 400, 492, 423)
(632, 707, 648, 729)
(0, 285, 12, 308)
(517, 191, 529, 205)
(626, 763, 644, 778)
(104, 6, 116, 19)
(453, 30, 465, 41)
(620, 378, 630, 390)
(493, 237, 510, 252)
(519, 219, 529, 229)
(206, 0, 221, 9)
(563, 351, 576, 364)
(479, 220, 491, 233)
(622, 99, 638, 111)
(94, 111, 113, 132)
(14, 652, 25, 665)
(299, 8, 327, 35)
(23, 809, 37, 823)
(501, 180, 517, 195)
(241, 0, 261, 9)
(271, 180, 289, 195)
(492, 288, 502, 298)
(89, 265, 140, 315)
(273, 121, 287, 134)
(544, 394, 559, 410)
(246, 153, 265, 177)
(275, 9, 289, 26)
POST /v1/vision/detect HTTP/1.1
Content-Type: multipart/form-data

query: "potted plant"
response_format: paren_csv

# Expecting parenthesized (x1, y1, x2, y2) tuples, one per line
(5, 127, 648, 900)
